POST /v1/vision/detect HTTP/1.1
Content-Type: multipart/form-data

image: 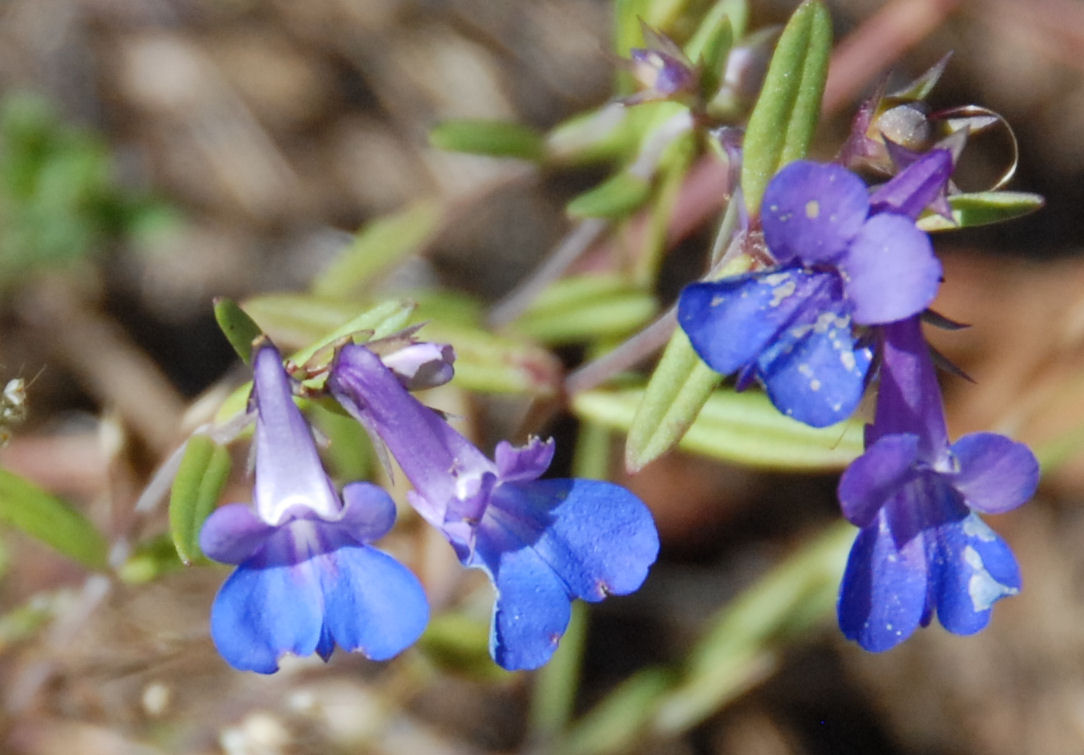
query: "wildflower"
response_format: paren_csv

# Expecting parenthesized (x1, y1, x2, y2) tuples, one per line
(328, 343, 659, 671)
(836, 317, 1038, 651)
(200, 343, 428, 673)
(678, 153, 950, 427)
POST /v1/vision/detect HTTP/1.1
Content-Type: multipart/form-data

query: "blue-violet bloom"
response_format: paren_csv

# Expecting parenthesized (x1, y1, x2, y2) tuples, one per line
(837, 316, 1039, 651)
(678, 153, 950, 427)
(200, 343, 428, 673)
(328, 343, 660, 671)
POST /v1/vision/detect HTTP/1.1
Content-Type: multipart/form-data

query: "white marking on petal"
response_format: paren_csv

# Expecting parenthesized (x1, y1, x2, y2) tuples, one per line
(964, 545, 1018, 612)
(769, 279, 796, 307)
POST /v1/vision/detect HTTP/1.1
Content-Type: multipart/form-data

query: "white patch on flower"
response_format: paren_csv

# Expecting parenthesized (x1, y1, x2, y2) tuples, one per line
(798, 363, 814, 378)
(805, 200, 820, 219)
(964, 545, 1018, 612)
(810, 379, 821, 391)
(813, 311, 849, 333)
(769, 279, 796, 307)
(840, 350, 857, 372)
(963, 515, 997, 542)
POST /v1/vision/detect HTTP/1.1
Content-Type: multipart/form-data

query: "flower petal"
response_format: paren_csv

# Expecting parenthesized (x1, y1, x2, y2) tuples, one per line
(838, 434, 921, 527)
(330, 344, 496, 526)
(252, 345, 341, 523)
(838, 214, 941, 325)
(869, 149, 952, 220)
(756, 302, 873, 428)
(678, 268, 835, 376)
(380, 342, 456, 391)
(762, 161, 870, 265)
(209, 535, 324, 673)
(467, 478, 658, 670)
(200, 502, 276, 565)
(317, 543, 429, 661)
(838, 509, 928, 652)
(928, 513, 1020, 635)
(950, 433, 1039, 515)
(494, 437, 555, 483)
(468, 520, 573, 671)
(339, 482, 398, 542)
(490, 479, 660, 600)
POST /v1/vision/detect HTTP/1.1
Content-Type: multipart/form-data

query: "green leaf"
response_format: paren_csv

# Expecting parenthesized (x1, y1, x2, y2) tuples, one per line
(213, 297, 263, 365)
(0, 469, 107, 569)
(740, 0, 832, 215)
(578, 385, 863, 471)
(685, 5, 733, 99)
(568, 172, 652, 219)
(562, 667, 675, 755)
(515, 275, 657, 344)
(428, 120, 545, 161)
(240, 296, 414, 359)
(169, 435, 232, 565)
(548, 101, 686, 166)
(653, 522, 853, 735)
(916, 191, 1044, 231)
(623, 330, 722, 472)
(312, 201, 443, 298)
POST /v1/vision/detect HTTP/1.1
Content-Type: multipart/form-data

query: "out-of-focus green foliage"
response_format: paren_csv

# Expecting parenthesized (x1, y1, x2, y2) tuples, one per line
(0, 93, 174, 284)
(580, 385, 864, 471)
(428, 120, 545, 161)
(514, 274, 657, 344)
(312, 200, 445, 298)
(0, 469, 108, 569)
(561, 523, 853, 753)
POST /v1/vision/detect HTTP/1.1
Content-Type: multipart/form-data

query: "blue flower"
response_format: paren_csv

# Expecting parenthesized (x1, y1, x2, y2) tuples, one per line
(678, 153, 950, 427)
(328, 343, 660, 671)
(200, 343, 428, 673)
(836, 317, 1039, 651)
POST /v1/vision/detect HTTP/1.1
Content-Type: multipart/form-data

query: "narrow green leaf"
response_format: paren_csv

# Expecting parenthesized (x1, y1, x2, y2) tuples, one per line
(428, 120, 545, 161)
(515, 275, 657, 344)
(567, 172, 652, 219)
(653, 522, 853, 735)
(0, 469, 107, 569)
(548, 101, 686, 166)
(169, 435, 232, 565)
(213, 297, 263, 365)
(916, 191, 1044, 232)
(623, 330, 721, 472)
(685, 7, 733, 99)
(312, 201, 443, 298)
(579, 385, 863, 471)
(240, 296, 414, 360)
(740, 0, 832, 214)
(562, 668, 675, 755)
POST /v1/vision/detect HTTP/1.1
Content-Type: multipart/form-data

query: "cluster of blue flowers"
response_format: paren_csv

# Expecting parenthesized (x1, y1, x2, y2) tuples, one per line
(200, 339, 659, 673)
(678, 155, 1039, 651)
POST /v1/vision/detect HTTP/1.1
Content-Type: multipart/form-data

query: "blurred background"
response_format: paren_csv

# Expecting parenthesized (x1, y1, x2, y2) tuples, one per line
(0, 0, 1083, 753)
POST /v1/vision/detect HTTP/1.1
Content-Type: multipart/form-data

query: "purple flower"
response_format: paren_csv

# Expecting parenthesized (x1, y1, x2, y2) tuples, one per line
(328, 343, 660, 671)
(678, 154, 950, 427)
(837, 317, 1038, 651)
(200, 343, 428, 673)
